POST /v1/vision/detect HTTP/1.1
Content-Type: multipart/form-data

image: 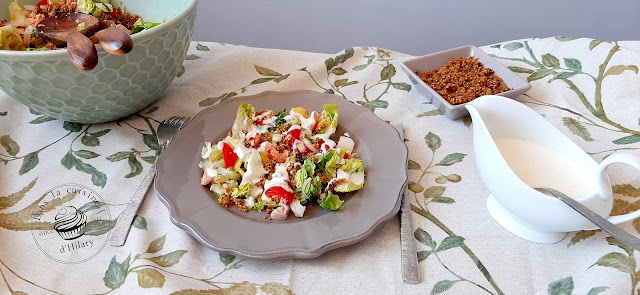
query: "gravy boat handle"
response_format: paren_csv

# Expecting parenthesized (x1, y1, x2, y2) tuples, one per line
(597, 152, 640, 224)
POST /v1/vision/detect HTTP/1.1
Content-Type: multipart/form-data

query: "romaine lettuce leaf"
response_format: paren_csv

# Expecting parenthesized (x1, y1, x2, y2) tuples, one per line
(252, 198, 278, 211)
(231, 181, 251, 199)
(324, 148, 346, 176)
(339, 159, 364, 173)
(231, 103, 255, 137)
(317, 104, 338, 135)
(76, 0, 96, 15)
(318, 191, 344, 211)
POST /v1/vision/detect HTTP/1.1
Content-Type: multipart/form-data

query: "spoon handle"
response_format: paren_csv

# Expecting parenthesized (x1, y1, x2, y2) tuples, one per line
(541, 187, 640, 251)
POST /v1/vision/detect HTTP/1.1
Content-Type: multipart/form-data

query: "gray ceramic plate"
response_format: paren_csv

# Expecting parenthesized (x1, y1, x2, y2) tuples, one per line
(155, 90, 408, 260)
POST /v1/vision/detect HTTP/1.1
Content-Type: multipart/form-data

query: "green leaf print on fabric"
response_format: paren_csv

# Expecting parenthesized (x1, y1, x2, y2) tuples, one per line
(176, 65, 185, 77)
(589, 40, 604, 50)
(424, 132, 442, 152)
(586, 286, 609, 295)
(563, 58, 582, 71)
(0, 179, 36, 210)
(78, 201, 105, 213)
(84, 219, 115, 236)
(133, 215, 147, 230)
(410, 131, 502, 294)
(74, 150, 100, 159)
(219, 254, 235, 267)
(95, 232, 294, 294)
(185, 54, 200, 60)
(415, 228, 436, 249)
(407, 159, 421, 170)
(61, 151, 108, 187)
(507, 66, 534, 74)
(547, 276, 573, 295)
(591, 252, 636, 274)
(431, 280, 458, 295)
(255, 65, 282, 76)
(260, 282, 295, 295)
(0, 135, 19, 156)
(171, 282, 258, 295)
(146, 234, 167, 253)
(28, 116, 57, 124)
(604, 65, 638, 77)
(435, 153, 466, 166)
(196, 42, 210, 51)
(417, 110, 444, 118)
(541, 53, 560, 68)
(106, 150, 148, 179)
(503, 42, 523, 51)
(435, 236, 465, 252)
(135, 268, 166, 288)
(63, 121, 83, 132)
(562, 117, 594, 141)
(148, 250, 188, 267)
(613, 135, 640, 145)
(555, 37, 581, 41)
(407, 182, 424, 193)
(104, 255, 131, 289)
(19, 152, 39, 175)
(490, 40, 640, 151)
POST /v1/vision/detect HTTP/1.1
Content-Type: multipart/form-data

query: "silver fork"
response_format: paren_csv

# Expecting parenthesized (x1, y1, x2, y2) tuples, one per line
(109, 116, 190, 246)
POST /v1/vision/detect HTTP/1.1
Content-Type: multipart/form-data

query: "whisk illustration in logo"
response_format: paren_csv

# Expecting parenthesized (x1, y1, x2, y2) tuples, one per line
(30, 184, 112, 264)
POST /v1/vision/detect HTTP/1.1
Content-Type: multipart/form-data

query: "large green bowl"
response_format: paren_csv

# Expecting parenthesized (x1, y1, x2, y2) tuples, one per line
(0, 0, 197, 123)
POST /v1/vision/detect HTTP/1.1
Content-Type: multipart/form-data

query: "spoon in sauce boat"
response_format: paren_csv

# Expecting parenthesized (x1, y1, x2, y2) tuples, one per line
(535, 187, 640, 251)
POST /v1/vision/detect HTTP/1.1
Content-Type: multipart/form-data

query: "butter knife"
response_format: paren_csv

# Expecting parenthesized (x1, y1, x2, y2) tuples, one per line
(395, 123, 421, 284)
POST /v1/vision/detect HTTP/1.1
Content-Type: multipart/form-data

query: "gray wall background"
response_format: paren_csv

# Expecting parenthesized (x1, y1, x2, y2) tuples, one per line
(192, 0, 640, 55)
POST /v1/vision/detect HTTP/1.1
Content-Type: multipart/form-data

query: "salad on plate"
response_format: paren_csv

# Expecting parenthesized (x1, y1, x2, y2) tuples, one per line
(199, 103, 366, 220)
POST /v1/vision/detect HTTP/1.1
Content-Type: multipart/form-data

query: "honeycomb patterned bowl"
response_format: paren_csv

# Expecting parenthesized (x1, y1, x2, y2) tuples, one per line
(0, 0, 198, 123)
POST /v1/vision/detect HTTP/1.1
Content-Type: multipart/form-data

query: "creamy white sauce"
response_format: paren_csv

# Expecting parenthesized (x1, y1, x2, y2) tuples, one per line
(495, 138, 597, 199)
(290, 110, 317, 131)
(202, 142, 213, 159)
(263, 163, 293, 193)
(272, 134, 283, 142)
(244, 196, 256, 208)
(241, 151, 267, 186)
(234, 143, 253, 161)
(320, 138, 336, 153)
(205, 168, 218, 178)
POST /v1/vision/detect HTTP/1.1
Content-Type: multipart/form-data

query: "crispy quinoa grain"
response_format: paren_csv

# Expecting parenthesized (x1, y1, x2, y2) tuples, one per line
(415, 57, 510, 105)
(234, 199, 249, 212)
(218, 195, 233, 207)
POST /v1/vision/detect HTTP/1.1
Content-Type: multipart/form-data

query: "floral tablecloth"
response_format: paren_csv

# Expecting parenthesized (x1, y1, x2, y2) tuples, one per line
(1, 37, 640, 295)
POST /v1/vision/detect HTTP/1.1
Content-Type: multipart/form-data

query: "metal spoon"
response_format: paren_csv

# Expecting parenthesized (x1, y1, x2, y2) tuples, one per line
(36, 13, 99, 70)
(535, 187, 640, 250)
(36, 13, 133, 70)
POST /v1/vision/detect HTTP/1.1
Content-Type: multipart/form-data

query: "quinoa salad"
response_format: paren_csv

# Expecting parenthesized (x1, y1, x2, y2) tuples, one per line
(199, 103, 366, 220)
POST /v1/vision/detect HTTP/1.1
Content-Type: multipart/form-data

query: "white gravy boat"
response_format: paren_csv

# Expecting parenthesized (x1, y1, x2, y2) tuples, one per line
(465, 95, 640, 243)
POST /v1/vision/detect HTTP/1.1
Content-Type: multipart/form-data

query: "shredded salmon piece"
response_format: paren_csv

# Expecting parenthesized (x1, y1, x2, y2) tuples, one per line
(200, 172, 212, 185)
(265, 142, 289, 163)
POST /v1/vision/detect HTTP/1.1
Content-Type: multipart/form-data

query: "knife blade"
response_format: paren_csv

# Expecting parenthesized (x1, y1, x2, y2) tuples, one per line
(395, 123, 421, 284)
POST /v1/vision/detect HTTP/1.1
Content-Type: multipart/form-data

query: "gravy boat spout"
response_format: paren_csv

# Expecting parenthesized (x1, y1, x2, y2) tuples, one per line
(465, 95, 640, 243)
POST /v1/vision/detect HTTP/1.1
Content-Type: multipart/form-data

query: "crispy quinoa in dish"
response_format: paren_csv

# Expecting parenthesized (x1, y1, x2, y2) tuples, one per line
(415, 57, 511, 105)
(199, 103, 366, 220)
(0, 0, 164, 51)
